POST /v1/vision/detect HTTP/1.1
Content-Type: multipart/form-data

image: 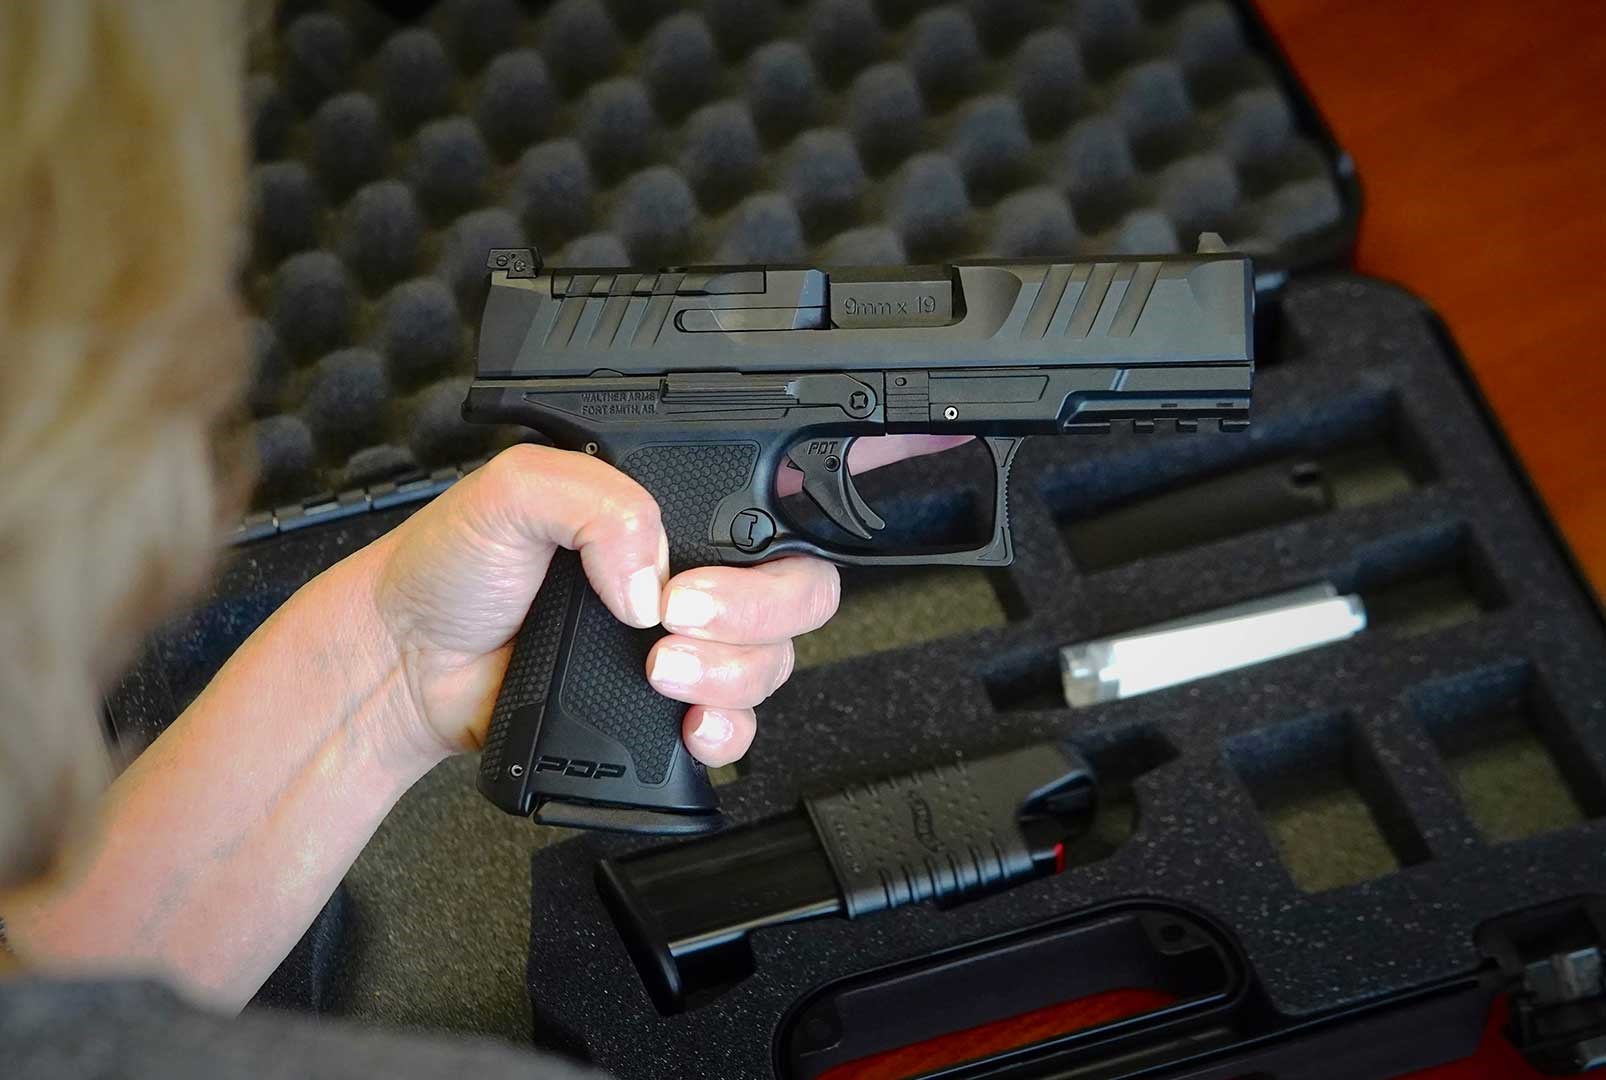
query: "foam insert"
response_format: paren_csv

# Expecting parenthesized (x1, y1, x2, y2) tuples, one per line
(110, 273, 1606, 1060)
(512, 277, 1606, 1076)
(240, 0, 1350, 514)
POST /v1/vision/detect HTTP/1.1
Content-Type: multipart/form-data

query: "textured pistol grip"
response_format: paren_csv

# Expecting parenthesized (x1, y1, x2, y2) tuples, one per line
(478, 442, 761, 823)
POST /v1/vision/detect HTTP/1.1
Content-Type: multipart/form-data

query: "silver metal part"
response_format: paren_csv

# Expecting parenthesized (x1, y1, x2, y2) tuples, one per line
(1060, 583, 1367, 707)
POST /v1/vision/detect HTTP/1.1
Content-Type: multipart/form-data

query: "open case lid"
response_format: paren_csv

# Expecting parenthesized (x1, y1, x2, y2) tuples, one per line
(233, 0, 1358, 538)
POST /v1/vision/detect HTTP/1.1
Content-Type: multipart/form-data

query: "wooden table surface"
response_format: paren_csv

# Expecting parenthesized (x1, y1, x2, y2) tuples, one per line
(1259, 0, 1606, 603)
(1256, 7, 1603, 1073)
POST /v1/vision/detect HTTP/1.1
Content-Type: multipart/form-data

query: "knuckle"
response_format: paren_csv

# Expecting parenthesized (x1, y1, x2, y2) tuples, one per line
(487, 442, 548, 483)
(772, 640, 796, 694)
(804, 565, 841, 629)
(727, 590, 772, 639)
(476, 443, 555, 506)
(605, 483, 662, 539)
(721, 648, 772, 705)
(453, 445, 537, 523)
(686, 571, 765, 640)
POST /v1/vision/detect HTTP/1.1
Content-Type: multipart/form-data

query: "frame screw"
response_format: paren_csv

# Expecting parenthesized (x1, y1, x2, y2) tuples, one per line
(824, 455, 840, 472)
(509, 764, 525, 778)
(583, 441, 599, 455)
(943, 406, 958, 420)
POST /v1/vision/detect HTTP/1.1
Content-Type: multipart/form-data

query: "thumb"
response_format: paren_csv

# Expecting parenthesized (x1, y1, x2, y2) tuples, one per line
(420, 443, 671, 633)
(459, 444, 669, 630)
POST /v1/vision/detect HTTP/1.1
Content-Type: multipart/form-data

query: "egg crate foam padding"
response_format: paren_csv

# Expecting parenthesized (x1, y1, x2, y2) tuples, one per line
(240, 0, 1353, 514)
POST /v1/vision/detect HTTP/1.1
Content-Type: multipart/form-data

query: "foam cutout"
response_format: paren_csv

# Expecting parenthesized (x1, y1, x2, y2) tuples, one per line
(118, 274, 1606, 1067)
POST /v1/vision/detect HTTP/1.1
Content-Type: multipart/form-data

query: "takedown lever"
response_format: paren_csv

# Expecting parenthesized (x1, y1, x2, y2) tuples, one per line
(786, 437, 885, 540)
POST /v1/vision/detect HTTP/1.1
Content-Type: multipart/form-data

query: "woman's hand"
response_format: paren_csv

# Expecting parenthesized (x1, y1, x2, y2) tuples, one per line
(363, 436, 967, 772)
(3, 434, 964, 1007)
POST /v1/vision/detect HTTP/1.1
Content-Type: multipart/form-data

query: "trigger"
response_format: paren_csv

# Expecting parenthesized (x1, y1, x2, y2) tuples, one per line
(787, 438, 885, 541)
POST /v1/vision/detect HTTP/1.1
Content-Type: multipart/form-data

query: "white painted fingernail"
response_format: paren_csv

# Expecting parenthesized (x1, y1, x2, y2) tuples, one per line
(691, 709, 735, 745)
(625, 565, 661, 628)
(657, 531, 670, 579)
(664, 587, 718, 629)
(649, 647, 702, 689)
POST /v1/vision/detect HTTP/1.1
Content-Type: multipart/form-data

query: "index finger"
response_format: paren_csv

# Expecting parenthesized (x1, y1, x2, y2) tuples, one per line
(661, 556, 840, 644)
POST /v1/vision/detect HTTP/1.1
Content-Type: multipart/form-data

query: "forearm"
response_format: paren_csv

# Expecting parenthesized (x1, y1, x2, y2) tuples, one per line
(4, 543, 444, 1011)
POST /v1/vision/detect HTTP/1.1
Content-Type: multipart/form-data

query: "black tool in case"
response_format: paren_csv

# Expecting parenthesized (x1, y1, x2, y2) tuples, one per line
(105, 0, 1606, 1076)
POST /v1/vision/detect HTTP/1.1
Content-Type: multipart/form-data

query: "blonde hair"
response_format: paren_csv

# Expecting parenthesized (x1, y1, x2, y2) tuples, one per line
(0, 1, 250, 890)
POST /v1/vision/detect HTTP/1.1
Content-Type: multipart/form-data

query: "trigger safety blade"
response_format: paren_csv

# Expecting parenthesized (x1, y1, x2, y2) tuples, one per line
(788, 437, 883, 541)
(844, 471, 886, 532)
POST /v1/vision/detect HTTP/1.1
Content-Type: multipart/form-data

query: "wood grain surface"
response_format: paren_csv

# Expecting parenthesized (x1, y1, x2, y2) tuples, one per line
(1260, 0, 1606, 603)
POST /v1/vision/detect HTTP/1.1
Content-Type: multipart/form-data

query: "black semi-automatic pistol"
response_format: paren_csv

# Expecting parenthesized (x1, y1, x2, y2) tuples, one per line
(462, 238, 1253, 834)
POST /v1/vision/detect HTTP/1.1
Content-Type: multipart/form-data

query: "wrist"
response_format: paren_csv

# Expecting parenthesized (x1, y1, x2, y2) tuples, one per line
(280, 540, 452, 788)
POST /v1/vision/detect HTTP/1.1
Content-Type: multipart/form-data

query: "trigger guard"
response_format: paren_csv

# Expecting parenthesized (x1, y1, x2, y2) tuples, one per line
(710, 435, 1022, 568)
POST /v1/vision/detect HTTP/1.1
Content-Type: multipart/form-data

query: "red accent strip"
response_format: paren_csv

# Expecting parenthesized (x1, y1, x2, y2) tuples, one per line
(816, 987, 1177, 1080)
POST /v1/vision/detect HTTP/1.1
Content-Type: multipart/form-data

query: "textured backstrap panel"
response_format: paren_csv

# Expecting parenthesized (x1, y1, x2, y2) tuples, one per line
(479, 549, 580, 786)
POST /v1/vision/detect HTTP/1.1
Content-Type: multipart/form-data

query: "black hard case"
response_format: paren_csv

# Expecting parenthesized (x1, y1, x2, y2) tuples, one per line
(108, 2, 1605, 1077)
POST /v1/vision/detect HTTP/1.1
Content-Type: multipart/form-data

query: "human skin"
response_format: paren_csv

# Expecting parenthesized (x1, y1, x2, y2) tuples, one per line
(3, 435, 962, 1009)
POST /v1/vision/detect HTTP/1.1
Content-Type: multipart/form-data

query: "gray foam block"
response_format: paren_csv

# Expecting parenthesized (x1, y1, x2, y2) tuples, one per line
(378, 27, 455, 132)
(540, 0, 621, 93)
(785, 128, 867, 233)
(806, 0, 885, 86)
(334, 755, 559, 1039)
(311, 91, 387, 197)
(248, 73, 293, 160)
(410, 116, 491, 218)
(284, 12, 355, 110)
(847, 61, 926, 169)
(340, 180, 423, 288)
(476, 51, 555, 158)
(301, 347, 389, 452)
(576, 78, 658, 182)
(252, 161, 325, 262)
(270, 250, 353, 359)
(642, 13, 719, 118)
(906, 6, 983, 104)
(679, 101, 761, 209)
(381, 277, 461, 384)
(715, 192, 805, 263)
